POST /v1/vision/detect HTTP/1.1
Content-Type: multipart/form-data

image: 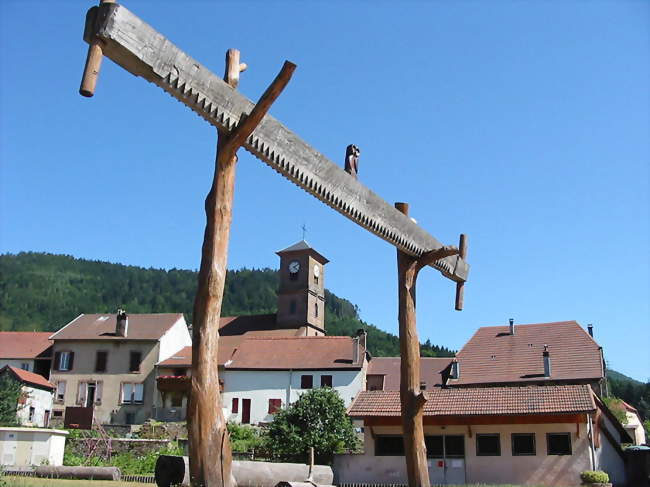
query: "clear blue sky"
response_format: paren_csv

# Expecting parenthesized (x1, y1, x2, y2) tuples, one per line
(1, 1, 648, 381)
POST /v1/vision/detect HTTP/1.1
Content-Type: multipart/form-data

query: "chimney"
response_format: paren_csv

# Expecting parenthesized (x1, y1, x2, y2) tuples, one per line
(356, 329, 367, 357)
(116, 309, 128, 337)
(509, 318, 515, 335)
(587, 324, 594, 337)
(352, 336, 360, 364)
(543, 344, 551, 377)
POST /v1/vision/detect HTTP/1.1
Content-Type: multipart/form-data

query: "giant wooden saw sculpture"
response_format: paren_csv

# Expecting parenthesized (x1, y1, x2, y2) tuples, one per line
(80, 3, 470, 486)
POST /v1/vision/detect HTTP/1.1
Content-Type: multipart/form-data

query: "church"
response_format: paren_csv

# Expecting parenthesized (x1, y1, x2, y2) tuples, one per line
(154, 241, 369, 425)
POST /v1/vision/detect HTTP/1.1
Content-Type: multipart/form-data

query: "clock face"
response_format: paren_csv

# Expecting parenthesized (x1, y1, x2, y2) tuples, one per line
(313, 264, 320, 277)
(289, 260, 300, 274)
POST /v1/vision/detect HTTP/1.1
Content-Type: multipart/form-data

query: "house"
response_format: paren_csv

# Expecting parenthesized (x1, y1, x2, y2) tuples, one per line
(155, 333, 368, 425)
(619, 400, 646, 445)
(335, 385, 631, 486)
(448, 320, 607, 395)
(0, 365, 54, 427)
(0, 331, 53, 379)
(48, 311, 191, 425)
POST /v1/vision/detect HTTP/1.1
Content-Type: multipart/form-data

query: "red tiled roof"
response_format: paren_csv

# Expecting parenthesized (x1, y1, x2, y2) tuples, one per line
(348, 385, 596, 417)
(367, 357, 453, 390)
(1, 366, 54, 390)
(225, 336, 365, 370)
(50, 313, 184, 341)
(0, 332, 53, 359)
(453, 321, 603, 385)
(158, 336, 240, 367)
(219, 314, 308, 336)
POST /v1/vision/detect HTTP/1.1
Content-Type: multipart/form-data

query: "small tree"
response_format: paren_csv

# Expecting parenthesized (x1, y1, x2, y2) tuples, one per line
(0, 374, 24, 426)
(603, 397, 629, 426)
(265, 388, 360, 463)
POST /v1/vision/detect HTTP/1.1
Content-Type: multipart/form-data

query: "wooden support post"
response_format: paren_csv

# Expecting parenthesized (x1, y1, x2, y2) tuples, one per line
(455, 234, 467, 311)
(79, 0, 115, 97)
(188, 49, 295, 487)
(395, 202, 430, 487)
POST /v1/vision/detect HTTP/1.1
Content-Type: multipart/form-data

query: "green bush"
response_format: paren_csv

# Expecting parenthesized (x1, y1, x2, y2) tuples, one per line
(580, 470, 610, 484)
(227, 423, 264, 452)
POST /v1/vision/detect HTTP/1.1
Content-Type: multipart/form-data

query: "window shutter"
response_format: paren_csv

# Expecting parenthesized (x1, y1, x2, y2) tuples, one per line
(77, 382, 86, 406)
(122, 383, 132, 404)
(130, 352, 142, 373)
(232, 398, 239, 414)
(95, 351, 107, 372)
(54, 352, 61, 371)
(68, 352, 75, 371)
(95, 382, 103, 405)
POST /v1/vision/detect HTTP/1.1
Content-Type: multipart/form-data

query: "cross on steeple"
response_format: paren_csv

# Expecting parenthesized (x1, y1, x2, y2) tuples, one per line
(301, 223, 307, 240)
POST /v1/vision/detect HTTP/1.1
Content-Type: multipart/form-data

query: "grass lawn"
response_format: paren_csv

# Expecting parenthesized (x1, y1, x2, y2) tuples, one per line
(2, 478, 147, 487)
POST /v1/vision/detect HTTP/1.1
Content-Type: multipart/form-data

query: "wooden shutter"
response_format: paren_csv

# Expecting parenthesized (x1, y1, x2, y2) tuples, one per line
(95, 351, 107, 372)
(95, 381, 103, 405)
(77, 382, 86, 406)
(232, 398, 239, 414)
(53, 352, 61, 371)
(130, 351, 142, 372)
(68, 352, 75, 371)
(268, 399, 281, 414)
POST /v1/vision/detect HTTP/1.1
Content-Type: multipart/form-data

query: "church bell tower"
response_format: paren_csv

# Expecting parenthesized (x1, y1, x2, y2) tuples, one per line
(276, 241, 328, 335)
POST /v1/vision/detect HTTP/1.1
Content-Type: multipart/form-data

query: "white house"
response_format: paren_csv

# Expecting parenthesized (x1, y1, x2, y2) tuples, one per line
(155, 334, 368, 425)
(0, 366, 55, 428)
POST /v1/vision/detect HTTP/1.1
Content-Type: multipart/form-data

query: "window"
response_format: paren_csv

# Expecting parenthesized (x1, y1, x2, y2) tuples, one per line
(20, 363, 30, 371)
(125, 412, 136, 425)
(95, 351, 108, 372)
(55, 381, 66, 403)
(231, 398, 239, 414)
(53, 410, 63, 418)
(77, 381, 102, 407)
(268, 399, 282, 414)
(320, 375, 333, 387)
(314, 274, 319, 285)
(54, 351, 74, 371)
(300, 375, 313, 389)
(129, 351, 142, 373)
(314, 303, 319, 318)
(366, 375, 384, 391)
(444, 435, 465, 457)
(547, 433, 571, 455)
(121, 382, 144, 404)
(425, 436, 443, 457)
(420, 381, 427, 390)
(512, 433, 536, 456)
(28, 407, 35, 422)
(476, 434, 501, 456)
(170, 393, 183, 408)
(289, 300, 297, 314)
(375, 436, 404, 456)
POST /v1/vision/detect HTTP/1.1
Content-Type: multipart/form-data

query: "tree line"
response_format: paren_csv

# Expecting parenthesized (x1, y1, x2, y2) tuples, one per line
(0, 252, 454, 358)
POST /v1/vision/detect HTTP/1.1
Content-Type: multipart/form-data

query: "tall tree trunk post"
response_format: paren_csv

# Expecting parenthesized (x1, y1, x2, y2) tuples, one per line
(188, 49, 243, 487)
(188, 50, 295, 487)
(395, 202, 430, 487)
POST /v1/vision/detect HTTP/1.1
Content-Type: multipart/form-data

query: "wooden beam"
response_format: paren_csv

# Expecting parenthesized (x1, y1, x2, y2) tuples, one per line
(395, 202, 430, 487)
(455, 234, 467, 311)
(79, 0, 115, 97)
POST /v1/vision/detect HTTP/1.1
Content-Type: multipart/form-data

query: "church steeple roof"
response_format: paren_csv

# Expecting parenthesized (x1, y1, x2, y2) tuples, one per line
(276, 240, 329, 264)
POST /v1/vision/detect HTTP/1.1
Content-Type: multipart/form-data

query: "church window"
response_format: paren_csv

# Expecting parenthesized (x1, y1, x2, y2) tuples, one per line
(314, 303, 319, 318)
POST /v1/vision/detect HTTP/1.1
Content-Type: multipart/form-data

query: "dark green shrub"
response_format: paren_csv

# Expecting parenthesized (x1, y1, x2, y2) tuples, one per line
(580, 470, 610, 484)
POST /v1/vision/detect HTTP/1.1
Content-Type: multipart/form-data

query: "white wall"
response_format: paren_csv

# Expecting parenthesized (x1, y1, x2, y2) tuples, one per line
(595, 413, 628, 486)
(222, 368, 364, 425)
(0, 359, 34, 372)
(0, 427, 68, 467)
(158, 318, 192, 362)
(15, 386, 53, 428)
(334, 422, 595, 486)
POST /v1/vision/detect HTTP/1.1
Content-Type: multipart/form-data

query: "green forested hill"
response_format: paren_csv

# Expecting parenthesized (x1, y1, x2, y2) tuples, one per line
(0, 252, 453, 358)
